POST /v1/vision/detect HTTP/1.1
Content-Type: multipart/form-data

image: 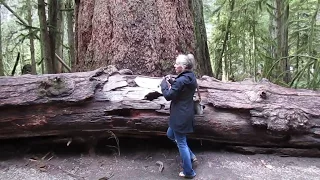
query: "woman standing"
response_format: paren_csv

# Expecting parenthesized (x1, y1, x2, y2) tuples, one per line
(160, 53, 197, 178)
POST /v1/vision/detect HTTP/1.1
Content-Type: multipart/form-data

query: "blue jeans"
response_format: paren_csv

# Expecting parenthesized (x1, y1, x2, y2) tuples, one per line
(167, 127, 196, 177)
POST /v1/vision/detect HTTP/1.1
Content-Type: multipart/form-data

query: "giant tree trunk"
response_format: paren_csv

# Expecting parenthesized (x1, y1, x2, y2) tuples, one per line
(1, 66, 320, 155)
(74, 0, 211, 77)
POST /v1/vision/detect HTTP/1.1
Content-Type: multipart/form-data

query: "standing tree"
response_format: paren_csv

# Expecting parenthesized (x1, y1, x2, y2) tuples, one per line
(26, 0, 36, 74)
(38, 0, 53, 73)
(74, 0, 213, 76)
(66, 0, 75, 69)
(48, 0, 58, 73)
(275, 0, 290, 83)
(0, 4, 3, 76)
(55, 0, 64, 73)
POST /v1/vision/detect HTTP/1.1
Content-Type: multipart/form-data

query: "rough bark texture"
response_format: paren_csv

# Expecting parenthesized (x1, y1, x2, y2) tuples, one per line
(189, 0, 213, 77)
(48, 0, 58, 73)
(0, 66, 320, 153)
(56, 0, 64, 73)
(38, 0, 53, 73)
(275, 0, 290, 83)
(27, 0, 37, 75)
(74, 0, 208, 76)
(66, 0, 75, 69)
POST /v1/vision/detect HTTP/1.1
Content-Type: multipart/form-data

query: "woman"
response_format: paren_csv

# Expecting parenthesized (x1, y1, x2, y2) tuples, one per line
(160, 53, 197, 178)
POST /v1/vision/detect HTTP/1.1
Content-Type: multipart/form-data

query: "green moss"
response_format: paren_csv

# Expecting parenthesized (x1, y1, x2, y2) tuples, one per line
(38, 76, 74, 98)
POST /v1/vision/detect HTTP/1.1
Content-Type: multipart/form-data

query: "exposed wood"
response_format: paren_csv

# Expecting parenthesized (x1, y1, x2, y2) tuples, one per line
(0, 67, 320, 156)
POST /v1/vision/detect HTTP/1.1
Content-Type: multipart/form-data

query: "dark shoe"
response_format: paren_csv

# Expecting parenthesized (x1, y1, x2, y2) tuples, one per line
(179, 172, 196, 179)
(191, 156, 199, 169)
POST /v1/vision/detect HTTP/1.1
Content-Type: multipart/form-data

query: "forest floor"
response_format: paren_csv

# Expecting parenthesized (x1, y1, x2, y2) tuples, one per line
(0, 137, 319, 180)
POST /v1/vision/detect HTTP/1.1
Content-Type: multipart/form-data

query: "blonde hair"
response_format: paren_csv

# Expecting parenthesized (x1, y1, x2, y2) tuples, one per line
(176, 53, 195, 70)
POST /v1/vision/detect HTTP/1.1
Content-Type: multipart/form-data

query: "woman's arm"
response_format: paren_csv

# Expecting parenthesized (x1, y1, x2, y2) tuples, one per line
(160, 78, 184, 101)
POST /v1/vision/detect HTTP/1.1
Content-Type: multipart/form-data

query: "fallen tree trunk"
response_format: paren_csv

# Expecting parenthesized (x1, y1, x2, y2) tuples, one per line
(0, 66, 320, 151)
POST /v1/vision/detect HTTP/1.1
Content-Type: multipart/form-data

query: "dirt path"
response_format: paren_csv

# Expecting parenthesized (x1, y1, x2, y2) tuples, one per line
(0, 138, 319, 180)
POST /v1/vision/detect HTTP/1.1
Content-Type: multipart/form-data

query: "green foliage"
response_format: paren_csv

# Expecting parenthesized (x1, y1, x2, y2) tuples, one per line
(1, 0, 73, 75)
(204, 0, 320, 89)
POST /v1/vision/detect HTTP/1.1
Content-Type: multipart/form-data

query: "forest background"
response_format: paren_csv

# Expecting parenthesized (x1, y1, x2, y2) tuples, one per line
(1, 0, 319, 90)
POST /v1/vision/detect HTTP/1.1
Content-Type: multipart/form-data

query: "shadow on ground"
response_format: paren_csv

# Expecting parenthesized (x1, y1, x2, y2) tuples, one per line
(0, 136, 319, 180)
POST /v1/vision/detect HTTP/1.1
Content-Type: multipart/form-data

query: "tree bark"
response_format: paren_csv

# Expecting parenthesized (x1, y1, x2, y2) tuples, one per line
(275, 0, 290, 83)
(219, 0, 235, 81)
(27, 0, 37, 75)
(74, 0, 210, 77)
(66, 0, 75, 70)
(56, 0, 64, 73)
(0, 66, 320, 153)
(0, 4, 4, 76)
(48, 0, 58, 73)
(189, 0, 213, 77)
(38, 0, 53, 74)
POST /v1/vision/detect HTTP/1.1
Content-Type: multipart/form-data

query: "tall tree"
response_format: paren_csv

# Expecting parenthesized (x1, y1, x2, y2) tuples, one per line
(275, 0, 290, 83)
(26, 0, 36, 74)
(38, 0, 53, 73)
(66, 0, 75, 70)
(0, 4, 3, 76)
(219, 0, 235, 81)
(56, 0, 63, 73)
(48, 0, 58, 73)
(74, 0, 212, 76)
(189, 0, 213, 76)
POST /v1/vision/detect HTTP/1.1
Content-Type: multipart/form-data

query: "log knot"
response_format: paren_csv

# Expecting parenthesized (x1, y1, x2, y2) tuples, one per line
(251, 108, 310, 133)
(38, 76, 75, 97)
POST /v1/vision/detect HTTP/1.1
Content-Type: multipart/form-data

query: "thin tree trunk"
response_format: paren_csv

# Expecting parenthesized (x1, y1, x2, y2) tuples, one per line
(38, 0, 53, 73)
(48, 0, 58, 73)
(219, 0, 235, 80)
(214, 49, 222, 79)
(0, 5, 4, 76)
(264, 2, 276, 79)
(295, 12, 300, 77)
(27, 0, 37, 75)
(282, 3, 290, 83)
(66, 0, 75, 69)
(249, 49, 252, 75)
(276, 0, 290, 83)
(56, 0, 64, 73)
(252, 24, 257, 82)
(275, 0, 282, 77)
(242, 38, 246, 75)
